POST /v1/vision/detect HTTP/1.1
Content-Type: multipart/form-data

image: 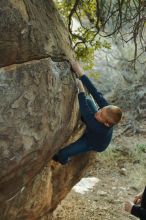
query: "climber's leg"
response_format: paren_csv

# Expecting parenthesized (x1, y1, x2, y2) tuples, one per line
(53, 134, 91, 165)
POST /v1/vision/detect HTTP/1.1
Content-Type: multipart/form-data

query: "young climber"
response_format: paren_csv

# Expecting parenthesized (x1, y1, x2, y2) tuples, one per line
(125, 187, 146, 220)
(53, 61, 122, 164)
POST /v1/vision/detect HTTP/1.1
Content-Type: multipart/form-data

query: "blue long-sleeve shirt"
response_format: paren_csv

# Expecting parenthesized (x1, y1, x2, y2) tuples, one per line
(78, 75, 113, 152)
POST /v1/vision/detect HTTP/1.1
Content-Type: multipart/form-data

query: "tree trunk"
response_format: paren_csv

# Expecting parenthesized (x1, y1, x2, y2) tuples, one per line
(0, 0, 95, 219)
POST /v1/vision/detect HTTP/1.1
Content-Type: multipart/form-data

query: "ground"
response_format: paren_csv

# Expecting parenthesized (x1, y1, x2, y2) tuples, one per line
(53, 120, 146, 220)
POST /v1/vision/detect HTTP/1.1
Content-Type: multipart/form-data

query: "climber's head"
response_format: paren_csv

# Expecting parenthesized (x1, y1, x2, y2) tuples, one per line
(95, 105, 122, 127)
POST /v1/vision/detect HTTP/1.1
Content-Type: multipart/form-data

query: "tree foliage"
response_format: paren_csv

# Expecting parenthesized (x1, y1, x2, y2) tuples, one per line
(56, 0, 146, 67)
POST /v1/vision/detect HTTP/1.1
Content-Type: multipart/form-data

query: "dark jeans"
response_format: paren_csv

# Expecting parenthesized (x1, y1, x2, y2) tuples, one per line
(53, 97, 98, 164)
(53, 133, 91, 164)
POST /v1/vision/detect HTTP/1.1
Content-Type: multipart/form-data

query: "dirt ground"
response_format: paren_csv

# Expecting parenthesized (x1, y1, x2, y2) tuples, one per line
(53, 121, 146, 220)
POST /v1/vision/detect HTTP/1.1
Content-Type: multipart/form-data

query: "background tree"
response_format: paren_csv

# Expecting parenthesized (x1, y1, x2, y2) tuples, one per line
(56, 0, 146, 68)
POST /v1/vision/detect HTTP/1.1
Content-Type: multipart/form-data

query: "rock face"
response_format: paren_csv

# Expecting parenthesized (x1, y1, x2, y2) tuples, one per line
(0, 0, 71, 67)
(0, 1, 94, 219)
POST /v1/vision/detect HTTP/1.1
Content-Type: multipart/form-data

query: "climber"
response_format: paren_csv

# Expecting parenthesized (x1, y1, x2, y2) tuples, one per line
(53, 61, 122, 165)
(125, 187, 146, 219)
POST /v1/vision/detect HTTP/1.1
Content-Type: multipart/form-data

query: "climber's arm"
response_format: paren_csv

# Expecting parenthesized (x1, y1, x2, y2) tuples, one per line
(80, 75, 109, 108)
(78, 92, 105, 134)
(71, 61, 108, 108)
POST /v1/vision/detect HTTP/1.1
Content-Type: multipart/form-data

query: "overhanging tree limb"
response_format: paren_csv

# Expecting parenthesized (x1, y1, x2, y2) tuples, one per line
(57, 0, 146, 65)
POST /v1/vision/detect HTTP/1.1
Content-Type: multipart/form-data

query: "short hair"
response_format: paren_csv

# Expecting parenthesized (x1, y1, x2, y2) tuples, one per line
(105, 105, 122, 125)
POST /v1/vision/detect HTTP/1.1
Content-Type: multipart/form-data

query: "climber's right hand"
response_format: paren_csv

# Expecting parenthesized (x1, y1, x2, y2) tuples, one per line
(71, 61, 84, 77)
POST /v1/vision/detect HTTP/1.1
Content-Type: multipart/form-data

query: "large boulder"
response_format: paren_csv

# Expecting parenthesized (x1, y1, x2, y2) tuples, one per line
(0, 1, 95, 219)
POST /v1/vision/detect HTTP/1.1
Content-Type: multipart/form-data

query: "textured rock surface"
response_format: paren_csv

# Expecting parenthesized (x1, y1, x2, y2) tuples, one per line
(0, 153, 94, 220)
(0, 0, 71, 67)
(0, 59, 77, 198)
(0, 1, 94, 219)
